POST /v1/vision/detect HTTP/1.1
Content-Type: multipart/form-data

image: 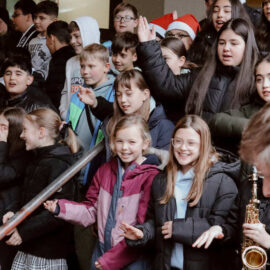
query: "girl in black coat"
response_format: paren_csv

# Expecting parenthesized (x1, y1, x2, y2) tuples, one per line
(0, 107, 29, 270)
(2, 108, 80, 270)
(121, 115, 239, 270)
(137, 17, 259, 124)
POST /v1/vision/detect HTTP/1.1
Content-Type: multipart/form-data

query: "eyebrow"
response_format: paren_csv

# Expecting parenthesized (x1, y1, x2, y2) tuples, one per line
(256, 73, 270, 77)
(214, 5, 232, 8)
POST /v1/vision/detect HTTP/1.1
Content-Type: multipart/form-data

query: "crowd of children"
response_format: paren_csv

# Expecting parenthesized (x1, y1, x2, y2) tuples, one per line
(1, 0, 270, 269)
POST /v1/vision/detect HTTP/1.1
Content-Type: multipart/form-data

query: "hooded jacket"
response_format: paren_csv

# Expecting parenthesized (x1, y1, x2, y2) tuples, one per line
(127, 160, 239, 270)
(57, 155, 160, 270)
(59, 16, 100, 119)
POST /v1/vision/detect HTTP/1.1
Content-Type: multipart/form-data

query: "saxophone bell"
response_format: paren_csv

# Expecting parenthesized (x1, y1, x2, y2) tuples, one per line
(242, 245, 267, 270)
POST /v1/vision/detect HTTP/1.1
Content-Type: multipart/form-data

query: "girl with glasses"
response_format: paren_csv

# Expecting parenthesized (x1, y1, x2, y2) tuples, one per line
(121, 115, 239, 270)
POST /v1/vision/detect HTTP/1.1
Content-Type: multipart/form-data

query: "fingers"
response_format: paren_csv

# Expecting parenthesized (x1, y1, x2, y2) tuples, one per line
(6, 231, 22, 246)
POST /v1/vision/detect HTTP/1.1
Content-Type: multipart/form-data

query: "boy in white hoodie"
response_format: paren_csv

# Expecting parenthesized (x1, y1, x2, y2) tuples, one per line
(59, 16, 100, 119)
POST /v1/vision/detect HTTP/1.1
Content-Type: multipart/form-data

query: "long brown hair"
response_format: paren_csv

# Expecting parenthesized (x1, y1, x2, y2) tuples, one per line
(25, 108, 80, 154)
(160, 115, 218, 206)
(2, 107, 26, 156)
(186, 18, 258, 115)
(107, 69, 150, 134)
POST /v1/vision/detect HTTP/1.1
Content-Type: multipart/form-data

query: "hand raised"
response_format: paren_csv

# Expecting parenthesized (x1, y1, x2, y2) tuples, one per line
(137, 16, 156, 42)
(77, 86, 98, 108)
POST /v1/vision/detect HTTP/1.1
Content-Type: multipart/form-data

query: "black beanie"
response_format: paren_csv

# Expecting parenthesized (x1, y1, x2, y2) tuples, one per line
(0, 8, 10, 27)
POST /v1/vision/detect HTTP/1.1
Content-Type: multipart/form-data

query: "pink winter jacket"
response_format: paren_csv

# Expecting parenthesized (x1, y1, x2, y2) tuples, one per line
(57, 157, 159, 270)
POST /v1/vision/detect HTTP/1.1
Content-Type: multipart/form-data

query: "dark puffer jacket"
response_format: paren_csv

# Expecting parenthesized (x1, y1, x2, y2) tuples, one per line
(14, 144, 76, 259)
(127, 161, 239, 270)
(0, 142, 29, 220)
(137, 40, 253, 124)
(5, 85, 56, 113)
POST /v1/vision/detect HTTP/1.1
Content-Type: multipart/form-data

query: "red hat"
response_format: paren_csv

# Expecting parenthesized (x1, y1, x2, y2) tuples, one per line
(167, 14, 200, 40)
(149, 13, 174, 38)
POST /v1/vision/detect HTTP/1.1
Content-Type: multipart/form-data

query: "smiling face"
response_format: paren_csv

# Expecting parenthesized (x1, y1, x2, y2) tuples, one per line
(116, 79, 150, 115)
(4, 66, 33, 98)
(70, 29, 83, 54)
(217, 28, 245, 66)
(113, 125, 148, 168)
(80, 56, 109, 88)
(113, 9, 138, 33)
(20, 118, 41, 151)
(112, 48, 137, 72)
(212, 0, 232, 32)
(172, 127, 201, 174)
(255, 61, 270, 103)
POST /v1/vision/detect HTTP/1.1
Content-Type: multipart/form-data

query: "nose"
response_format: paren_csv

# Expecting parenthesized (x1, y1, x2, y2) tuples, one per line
(120, 17, 125, 23)
(263, 77, 270, 88)
(70, 35, 76, 45)
(217, 9, 224, 18)
(120, 94, 127, 103)
(20, 131, 24, 139)
(122, 141, 128, 149)
(223, 42, 230, 51)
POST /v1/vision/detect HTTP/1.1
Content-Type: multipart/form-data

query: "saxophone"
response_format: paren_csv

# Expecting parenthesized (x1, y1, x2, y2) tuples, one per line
(241, 166, 267, 270)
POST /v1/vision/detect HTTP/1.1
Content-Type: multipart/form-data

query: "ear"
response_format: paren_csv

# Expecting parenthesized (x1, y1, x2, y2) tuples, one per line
(178, 56, 186, 68)
(132, 52, 137, 62)
(142, 88, 150, 101)
(104, 62, 110, 73)
(142, 138, 150, 153)
(39, 126, 46, 139)
(26, 75, 34, 86)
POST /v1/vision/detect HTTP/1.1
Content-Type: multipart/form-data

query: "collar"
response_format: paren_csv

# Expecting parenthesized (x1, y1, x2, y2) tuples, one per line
(177, 168, 194, 182)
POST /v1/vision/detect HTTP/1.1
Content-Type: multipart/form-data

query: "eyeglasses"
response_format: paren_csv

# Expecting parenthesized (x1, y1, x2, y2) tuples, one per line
(171, 138, 199, 149)
(263, 0, 270, 7)
(114, 16, 136, 22)
(12, 13, 23, 18)
(166, 33, 190, 39)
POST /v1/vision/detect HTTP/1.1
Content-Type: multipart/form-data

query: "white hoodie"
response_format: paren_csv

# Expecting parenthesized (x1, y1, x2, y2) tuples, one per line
(59, 16, 100, 119)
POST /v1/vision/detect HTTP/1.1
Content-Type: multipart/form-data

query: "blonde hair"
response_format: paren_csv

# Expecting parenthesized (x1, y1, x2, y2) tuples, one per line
(107, 69, 150, 133)
(109, 115, 151, 156)
(25, 108, 80, 154)
(240, 103, 270, 166)
(160, 115, 218, 206)
(80, 43, 109, 64)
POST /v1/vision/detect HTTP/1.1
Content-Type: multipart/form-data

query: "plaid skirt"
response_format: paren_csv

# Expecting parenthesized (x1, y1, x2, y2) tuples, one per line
(11, 251, 68, 270)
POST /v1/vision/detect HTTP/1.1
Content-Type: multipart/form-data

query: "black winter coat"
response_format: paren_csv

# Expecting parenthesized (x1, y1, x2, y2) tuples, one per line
(5, 85, 56, 113)
(0, 142, 29, 220)
(137, 40, 253, 124)
(127, 161, 239, 270)
(43, 45, 75, 110)
(14, 144, 75, 259)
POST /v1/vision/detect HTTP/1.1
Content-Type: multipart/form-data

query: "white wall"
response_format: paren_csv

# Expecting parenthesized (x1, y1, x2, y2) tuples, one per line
(125, 0, 205, 22)
(164, 0, 206, 22)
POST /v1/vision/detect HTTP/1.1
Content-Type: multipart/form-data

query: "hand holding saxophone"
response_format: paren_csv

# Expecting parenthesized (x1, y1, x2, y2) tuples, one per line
(243, 223, 270, 249)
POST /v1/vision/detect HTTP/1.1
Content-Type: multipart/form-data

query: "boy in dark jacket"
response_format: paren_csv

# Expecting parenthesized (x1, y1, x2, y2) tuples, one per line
(1, 51, 55, 112)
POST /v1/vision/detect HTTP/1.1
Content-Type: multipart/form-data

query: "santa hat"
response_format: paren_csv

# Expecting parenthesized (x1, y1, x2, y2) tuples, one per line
(167, 14, 200, 40)
(149, 13, 174, 38)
